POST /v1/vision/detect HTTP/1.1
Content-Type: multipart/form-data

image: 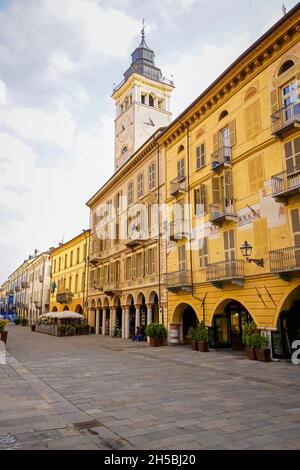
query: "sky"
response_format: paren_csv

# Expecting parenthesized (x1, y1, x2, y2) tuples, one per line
(0, 0, 299, 282)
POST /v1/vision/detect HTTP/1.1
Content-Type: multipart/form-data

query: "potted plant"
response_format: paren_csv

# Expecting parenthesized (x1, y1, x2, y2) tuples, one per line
(255, 334, 271, 362)
(145, 322, 167, 347)
(31, 323, 36, 332)
(21, 317, 28, 326)
(57, 324, 66, 337)
(0, 319, 9, 345)
(187, 327, 198, 350)
(14, 317, 20, 325)
(196, 321, 209, 352)
(66, 325, 76, 336)
(76, 323, 83, 335)
(242, 321, 257, 360)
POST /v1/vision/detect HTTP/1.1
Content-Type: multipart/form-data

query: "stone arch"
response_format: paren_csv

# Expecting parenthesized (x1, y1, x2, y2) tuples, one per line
(63, 305, 69, 311)
(278, 59, 295, 76)
(136, 291, 146, 305)
(112, 294, 121, 308)
(103, 297, 110, 308)
(52, 306, 58, 312)
(96, 298, 102, 309)
(147, 290, 159, 304)
(171, 302, 199, 344)
(209, 296, 258, 326)
(244, 86, 257, 101)
(125, 293, 134, 307)
(75, 304, 83, 314)
(274, 285, 300, 329)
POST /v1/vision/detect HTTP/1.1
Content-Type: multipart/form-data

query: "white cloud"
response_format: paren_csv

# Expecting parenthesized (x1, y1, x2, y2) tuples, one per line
(165, 32, 252, 118)
(0, 80, 6, 105)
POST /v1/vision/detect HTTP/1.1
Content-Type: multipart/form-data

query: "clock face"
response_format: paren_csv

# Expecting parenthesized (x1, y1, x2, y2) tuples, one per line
(117, 115, 131, 143)
(142, 114, 155, 135)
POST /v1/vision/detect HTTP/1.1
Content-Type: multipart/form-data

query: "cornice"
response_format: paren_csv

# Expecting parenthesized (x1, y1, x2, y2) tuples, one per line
(158, 12, 300, 149)
(112, 73, 174, 101)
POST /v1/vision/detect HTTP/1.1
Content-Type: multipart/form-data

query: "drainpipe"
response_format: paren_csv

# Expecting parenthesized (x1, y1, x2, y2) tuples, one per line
(179, 120, 205, 323)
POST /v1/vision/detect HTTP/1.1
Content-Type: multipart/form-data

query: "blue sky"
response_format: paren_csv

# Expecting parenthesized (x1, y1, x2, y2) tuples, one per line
(0, 0, 299, 281)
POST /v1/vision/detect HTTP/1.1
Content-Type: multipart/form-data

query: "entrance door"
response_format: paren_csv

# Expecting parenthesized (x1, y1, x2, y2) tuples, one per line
(214, 315, 230, 347)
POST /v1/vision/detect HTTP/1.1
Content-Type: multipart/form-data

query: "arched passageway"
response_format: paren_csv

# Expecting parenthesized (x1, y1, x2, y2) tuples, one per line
(211, 300, 253, 349)
(63, 305, 69, 311)
(273, 286, 300, 358)
(172, 303, 199, 344)
(75, 304, 83, 314)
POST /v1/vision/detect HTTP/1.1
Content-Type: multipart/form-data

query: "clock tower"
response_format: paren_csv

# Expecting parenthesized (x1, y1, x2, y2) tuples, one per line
(112, 25, 174, 171)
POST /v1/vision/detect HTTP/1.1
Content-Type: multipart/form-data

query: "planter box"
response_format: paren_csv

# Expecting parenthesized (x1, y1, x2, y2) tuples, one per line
(245, 346, 256, 360)
(198, 341, 209, 352)
(256, 348, 271, 362)
(191, 340, 198, 351)
(149, 336, 164, 347)
(0, 331, 8, 345)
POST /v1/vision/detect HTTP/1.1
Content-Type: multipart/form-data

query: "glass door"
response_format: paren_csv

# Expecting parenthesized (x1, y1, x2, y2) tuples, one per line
(214, 315, 230, 347)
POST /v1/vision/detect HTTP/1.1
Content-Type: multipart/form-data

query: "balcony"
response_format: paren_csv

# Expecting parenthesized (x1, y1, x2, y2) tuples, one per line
(206, 259, 245, 287)
(125, 230, 147, 247)
(170, 176, 185, 197)
(269, 246, 300, 280)
(271, 169, 300, 201)
(211, 146, 232, 172)
(165, 270, 192, 292)
(271, 104, 300, 138)
(169, 221, 194, 241)
(209, 202, 237, 226)
(103, 281, 121, 296)
(56, 291, 74, 304)
(21, 281, 29, 289)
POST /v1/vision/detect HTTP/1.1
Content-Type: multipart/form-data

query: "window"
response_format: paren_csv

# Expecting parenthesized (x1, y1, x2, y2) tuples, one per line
(137, 173, 144, 198)
(194, 185, 207, 215)
(245, 100, 261, 139)
(177, 145, 184, 154)
(121, 145, 128, 155)
(281, 78, 299, 120)
(199, 237, 209, 268)
(148, 247, 156, 275)
(77, 248, 80, 264)
(70, 251, 73, 266)
(196, 143, 205, 169)
(83, 244, 87, 260)
(141, 94, 146, 104)
(68, 276, 72, 291)
(126, 257, 132, 280)
(58, 257, 61, 271)
(149, 162, 155, 190)
(54, 260, 56, 273)
(149, 95, 154, 107)
(219, 110, 228, 121)
(278, 60, 295, 76)
(177, 158, 185, 179)
(64, 254, 68, 269)
(178, 245, 186, 271)
(284, 137, 300, 175)
(128, 181, 133, 205)
(158, 99, 164, 109)
(82, 272, 85, 291)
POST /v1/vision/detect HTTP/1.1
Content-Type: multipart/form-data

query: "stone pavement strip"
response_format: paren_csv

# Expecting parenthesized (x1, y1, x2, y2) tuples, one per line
(0, 324, 300, 450)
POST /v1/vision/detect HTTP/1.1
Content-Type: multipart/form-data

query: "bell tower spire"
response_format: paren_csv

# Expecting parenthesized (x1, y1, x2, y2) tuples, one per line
(112, 24, 175, 171)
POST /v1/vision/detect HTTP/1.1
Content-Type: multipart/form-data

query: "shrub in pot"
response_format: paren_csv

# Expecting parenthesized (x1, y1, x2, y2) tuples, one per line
(66, 325, 76, 336)
(14, 317, 20, 325)
(242, 321, 257, 360)
(21, 317, 28, 326)
(255, 334, 271, 362)
(57, 324, 66, 337)
(196, 321, 209, 352)
(145, 322, 167, 347)
(187, 327, 198, 350)
(31, 324, 36, 332)
(0, 319, 9, 345)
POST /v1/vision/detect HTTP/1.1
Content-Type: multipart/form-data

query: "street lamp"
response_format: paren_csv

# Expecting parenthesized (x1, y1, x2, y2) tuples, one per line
(240, 241, 264, 267)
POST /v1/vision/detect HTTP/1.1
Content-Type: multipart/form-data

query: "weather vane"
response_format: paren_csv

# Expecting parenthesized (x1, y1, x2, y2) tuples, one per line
(282, 3, 287, 16)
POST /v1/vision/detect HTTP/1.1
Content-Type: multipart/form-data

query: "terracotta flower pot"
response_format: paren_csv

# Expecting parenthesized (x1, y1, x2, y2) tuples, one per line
(0, 331, 8, 345)
(255, 348, 271, 362)
(198, 341, 209, 352)
(149, 336, 164, 347)
(245, 346, 256, 360)
(191, 340, 198, 351)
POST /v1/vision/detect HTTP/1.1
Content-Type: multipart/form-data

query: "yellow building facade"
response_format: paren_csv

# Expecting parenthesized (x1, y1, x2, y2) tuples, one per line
(49, 230, 90, 316)
(159, 6, 300, 358)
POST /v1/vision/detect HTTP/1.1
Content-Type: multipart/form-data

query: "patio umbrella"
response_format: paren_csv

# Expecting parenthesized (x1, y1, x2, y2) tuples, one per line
(47, 311, 84, 319)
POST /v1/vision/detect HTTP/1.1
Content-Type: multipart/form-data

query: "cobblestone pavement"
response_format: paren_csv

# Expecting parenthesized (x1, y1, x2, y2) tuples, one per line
(1, 324, 300, 450)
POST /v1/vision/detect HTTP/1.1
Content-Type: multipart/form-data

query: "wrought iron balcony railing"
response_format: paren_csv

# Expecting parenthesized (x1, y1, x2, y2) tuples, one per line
(209, 202, 237, 225)
(269, 246, 300, 274)
(271, 104, 300, 137)
(271, 169, 300, 199)
(170, 176, 185, 197)
(211, 146, 232, 171)
(56, 291, 74, 304)
(165, 270, 192, 292)
(206, 259, 245, 286)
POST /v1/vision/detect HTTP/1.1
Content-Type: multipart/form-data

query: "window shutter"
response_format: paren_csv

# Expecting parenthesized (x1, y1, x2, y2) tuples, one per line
(284, 141, 294, 175)
(211, 177, 221, 203)
(213, 132, 219, 152)
(270, 89, 279, 115)
(253, 218, 268, 259)
(248, 155, 263, 193)
(245, 100, 261, 139)
(141, 252, 145, 277)
(229, 119, 237, 146)
(145, 250, 149, 275)
(291, 208, 300, 233)
(224, 170, 233, 201)
(194, 188, 200, 215)
(200, 184, 207, 214)
(132, 254, 136, 278)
